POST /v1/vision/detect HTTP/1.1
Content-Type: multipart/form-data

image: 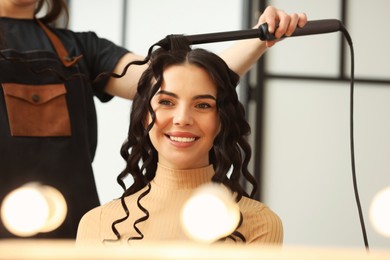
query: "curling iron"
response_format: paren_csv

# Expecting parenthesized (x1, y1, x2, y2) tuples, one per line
(180, 19, 346, 45)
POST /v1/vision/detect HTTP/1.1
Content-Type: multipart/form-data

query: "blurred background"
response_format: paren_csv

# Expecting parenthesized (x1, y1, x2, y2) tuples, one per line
(68, 0, 390, 250)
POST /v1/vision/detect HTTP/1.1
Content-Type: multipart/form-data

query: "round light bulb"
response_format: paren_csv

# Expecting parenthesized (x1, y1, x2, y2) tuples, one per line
(1, 183, 48, 236)
(0, 183, 67, 237)
(39, 185, 67, 233)
(181, 183, 240, 243)
(369, 186, 390, 237)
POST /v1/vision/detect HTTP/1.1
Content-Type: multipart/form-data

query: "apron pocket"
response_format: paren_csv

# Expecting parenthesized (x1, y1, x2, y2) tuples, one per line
(2, 83, 71, 137)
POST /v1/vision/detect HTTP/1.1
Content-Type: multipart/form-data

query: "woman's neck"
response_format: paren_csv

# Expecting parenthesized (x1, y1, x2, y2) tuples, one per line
(152, 163, 215, 190)
(0, 2, 36, 19)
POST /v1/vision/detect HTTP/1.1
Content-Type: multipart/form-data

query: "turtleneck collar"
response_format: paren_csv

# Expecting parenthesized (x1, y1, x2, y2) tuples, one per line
(152, 163, 215, 190)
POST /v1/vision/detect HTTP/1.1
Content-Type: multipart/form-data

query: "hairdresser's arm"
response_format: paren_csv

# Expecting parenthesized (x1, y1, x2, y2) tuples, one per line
(219, 6, 307, 77)
(104, 52, 148, 100)
(104, 7, 307, 100)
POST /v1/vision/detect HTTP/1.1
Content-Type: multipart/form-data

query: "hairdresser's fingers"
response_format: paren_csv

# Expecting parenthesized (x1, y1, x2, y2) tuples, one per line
(273, 11, 291, 39)
(282, 12, 308, 37)
(257, 6, 279, 34)
(256, 7, 307, 47)
(297, 13, 308, 28)
(256, 6, 282, 47)
(257, 7, 290, 47)
(282, 13, 299, 37)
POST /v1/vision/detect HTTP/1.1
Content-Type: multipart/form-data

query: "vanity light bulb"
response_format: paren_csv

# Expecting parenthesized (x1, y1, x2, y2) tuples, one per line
(181, 183, 240, 243)
(369, 186, 390, 237)
(0, 183, 67, 237)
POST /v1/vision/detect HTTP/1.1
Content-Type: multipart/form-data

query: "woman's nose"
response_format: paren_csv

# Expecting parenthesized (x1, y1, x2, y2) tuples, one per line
(173, 106, 193, 126)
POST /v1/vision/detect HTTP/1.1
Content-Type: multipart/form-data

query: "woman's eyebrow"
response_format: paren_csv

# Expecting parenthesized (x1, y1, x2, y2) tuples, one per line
(156, 90, 178, 98)
(193, 94, 216, 101)
(156, 90, 216, 101)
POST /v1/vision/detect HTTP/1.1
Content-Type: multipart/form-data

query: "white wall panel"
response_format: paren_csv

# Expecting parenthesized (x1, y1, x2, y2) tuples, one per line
(125, 0, 242, 55)
(348, 0, 390, 79)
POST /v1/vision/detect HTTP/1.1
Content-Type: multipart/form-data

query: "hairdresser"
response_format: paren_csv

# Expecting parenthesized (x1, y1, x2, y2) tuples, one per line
(0, 0, 307, 239)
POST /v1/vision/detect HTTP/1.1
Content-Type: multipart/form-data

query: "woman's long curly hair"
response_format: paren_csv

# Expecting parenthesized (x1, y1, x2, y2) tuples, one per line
(108, 35, 258, 243)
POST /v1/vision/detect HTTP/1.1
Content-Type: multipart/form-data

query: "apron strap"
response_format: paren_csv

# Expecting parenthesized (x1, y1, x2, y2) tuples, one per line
(35, 18, 83, 68)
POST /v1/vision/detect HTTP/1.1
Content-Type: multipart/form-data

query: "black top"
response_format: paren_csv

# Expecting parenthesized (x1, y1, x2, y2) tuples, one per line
(0, 18, 129, 238)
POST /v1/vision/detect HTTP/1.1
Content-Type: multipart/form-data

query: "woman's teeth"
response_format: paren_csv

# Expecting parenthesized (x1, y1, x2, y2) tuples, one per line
(169, 136, 196, 143)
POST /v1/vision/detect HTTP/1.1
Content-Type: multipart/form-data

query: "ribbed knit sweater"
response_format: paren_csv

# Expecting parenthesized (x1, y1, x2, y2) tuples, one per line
(76, 164, 283, 246)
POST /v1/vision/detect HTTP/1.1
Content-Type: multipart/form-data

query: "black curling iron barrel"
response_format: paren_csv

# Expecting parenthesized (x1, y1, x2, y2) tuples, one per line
(179, 19, 345, 45)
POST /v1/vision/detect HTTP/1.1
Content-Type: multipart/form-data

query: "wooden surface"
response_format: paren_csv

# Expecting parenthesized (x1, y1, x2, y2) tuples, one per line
(0, 240, 389, 260)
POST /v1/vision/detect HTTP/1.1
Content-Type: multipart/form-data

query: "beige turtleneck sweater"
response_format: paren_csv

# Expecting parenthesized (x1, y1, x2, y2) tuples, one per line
(76, 164, 283, 246)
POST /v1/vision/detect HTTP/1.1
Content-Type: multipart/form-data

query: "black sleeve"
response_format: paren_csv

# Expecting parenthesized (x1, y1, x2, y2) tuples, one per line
(72, 31, 130, 102)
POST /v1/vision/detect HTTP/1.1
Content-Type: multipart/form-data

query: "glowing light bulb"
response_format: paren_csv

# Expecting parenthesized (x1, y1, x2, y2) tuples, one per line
(38, 185, 68, 233)
(369, 186, 390, 237)
(181, 183, 240, 243)
(0, 183, 67, 237)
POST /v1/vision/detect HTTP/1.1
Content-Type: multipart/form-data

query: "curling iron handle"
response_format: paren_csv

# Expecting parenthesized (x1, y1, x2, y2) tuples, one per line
(259, 19, 343, 41)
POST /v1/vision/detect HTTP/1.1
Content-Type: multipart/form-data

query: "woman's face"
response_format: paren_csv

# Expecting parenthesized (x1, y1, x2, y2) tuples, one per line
(147, 63, 220, 170)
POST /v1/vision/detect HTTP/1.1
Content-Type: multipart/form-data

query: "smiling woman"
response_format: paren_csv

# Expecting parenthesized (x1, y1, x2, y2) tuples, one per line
(76, 36, 283, 246)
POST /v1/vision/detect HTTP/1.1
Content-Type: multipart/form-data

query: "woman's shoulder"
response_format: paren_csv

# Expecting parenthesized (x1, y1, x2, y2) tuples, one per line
(238, 196, 268, 210)
(80, 198, 122, 221)
(237, 197, 283, 244)
(238, 196, 282, 221)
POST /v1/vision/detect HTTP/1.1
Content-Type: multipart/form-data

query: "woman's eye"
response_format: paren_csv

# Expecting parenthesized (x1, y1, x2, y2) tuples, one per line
(196, 103, 212, 109)
(159, 99, 173, 106)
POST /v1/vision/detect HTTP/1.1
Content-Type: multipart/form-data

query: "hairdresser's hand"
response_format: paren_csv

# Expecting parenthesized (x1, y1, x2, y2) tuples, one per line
(255, 6, 307, 47)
